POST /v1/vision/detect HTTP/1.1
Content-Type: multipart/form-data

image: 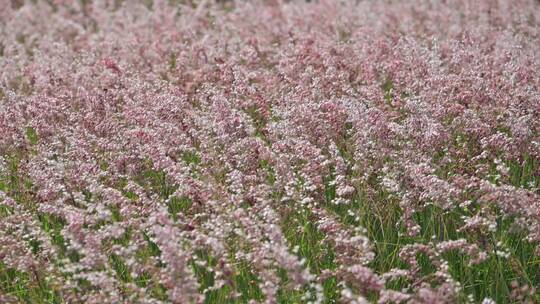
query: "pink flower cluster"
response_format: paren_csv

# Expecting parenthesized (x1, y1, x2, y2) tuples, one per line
(0, 0, 539, 303)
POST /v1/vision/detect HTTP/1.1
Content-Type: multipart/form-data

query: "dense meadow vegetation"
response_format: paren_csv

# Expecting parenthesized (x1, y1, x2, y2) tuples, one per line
(1, 0, 539, 303)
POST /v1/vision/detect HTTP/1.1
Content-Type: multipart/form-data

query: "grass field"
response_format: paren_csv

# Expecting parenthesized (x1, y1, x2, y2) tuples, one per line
(1, 0, 539, 303)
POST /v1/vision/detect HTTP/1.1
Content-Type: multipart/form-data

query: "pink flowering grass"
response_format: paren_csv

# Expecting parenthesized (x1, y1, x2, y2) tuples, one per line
(1, 0, 539, 303)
